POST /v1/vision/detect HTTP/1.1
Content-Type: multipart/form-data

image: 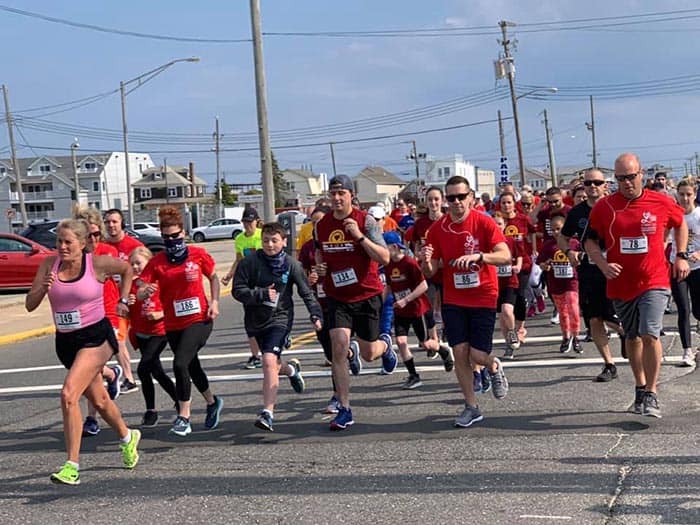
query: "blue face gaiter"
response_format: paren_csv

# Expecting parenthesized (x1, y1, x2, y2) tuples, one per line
(164, 237, 188, 264)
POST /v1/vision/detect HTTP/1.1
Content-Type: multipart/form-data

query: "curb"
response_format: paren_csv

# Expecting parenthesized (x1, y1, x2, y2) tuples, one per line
(0, 325, 55, 346)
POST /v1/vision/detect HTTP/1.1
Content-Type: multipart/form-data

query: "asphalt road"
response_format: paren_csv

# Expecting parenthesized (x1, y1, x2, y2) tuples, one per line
(0, 295, 698, 524)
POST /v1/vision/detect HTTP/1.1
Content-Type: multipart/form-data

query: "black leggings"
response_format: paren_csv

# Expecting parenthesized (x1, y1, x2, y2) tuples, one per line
(166, 321, 213, 403)
(136, 334, 177, 410)
(514, 271, 529, 321)
(316, 309, 335, 392)
(671, 268, 700, 349)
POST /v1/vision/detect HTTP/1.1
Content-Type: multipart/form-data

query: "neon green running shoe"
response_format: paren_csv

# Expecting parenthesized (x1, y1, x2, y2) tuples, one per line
(120, 429, 141, 469)
(50, 462, 80, 485)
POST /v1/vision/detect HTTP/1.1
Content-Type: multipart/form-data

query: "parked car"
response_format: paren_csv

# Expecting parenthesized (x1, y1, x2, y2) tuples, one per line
(132, 222, 160, 234)
(21, 219, 164, 254)
(0, 232, 55, 290)
(191, 218, 243, 242)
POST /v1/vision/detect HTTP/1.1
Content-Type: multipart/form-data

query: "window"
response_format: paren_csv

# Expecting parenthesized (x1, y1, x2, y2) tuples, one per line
(39, 164, 52, 173)
(186, 186, 192, 197)
(438, 168, 443, 177)
(0, 167, 6, 174)
(92, 201, 101, 210)
(93, 181, 99, 192)
(443, 167, 450, 177)
(140, 188, 152, 199)
(83, 162, 97, 171)
(168, 187, 177, 198)
(0, 238, 31, 252)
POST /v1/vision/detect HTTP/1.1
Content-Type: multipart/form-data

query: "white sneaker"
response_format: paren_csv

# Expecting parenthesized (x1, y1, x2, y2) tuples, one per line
(680, 348, 696, 367)
(550, 311, 560, 325)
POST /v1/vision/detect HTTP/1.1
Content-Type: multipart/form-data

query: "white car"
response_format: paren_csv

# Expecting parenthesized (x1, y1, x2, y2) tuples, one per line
(132, 222, 160, 234)
(191, 218, 243, 242)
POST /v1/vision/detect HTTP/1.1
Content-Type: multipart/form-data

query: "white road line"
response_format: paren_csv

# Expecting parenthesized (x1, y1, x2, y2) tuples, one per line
(519, 516, 572, 521)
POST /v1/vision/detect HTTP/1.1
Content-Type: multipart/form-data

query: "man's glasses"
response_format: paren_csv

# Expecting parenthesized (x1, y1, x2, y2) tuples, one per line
(547, 200, 561, 206)
(446, 193, 469, 203)
(583, 179, 606, 187)
(521, 202, 533, 207)
(89, 231, 101, 239)
(161, 230, 183, 240)
(615, 173, 639, 182)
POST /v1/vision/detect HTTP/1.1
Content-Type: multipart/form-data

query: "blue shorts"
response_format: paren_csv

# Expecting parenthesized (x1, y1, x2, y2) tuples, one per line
(441, 304, 497, 353)
(253, 326, 289, 357)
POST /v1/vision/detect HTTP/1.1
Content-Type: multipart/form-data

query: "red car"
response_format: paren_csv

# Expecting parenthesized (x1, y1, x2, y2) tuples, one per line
(0, 233, 56, 290)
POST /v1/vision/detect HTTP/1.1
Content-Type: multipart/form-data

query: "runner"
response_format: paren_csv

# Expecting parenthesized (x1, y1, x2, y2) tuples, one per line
(314, 174, 397, 431)
(233, 222, 322, 431)
(25, 218, 140, 485)
(137, 206, 223, 436)
(559, 168, 624, 382)
(585, 153, 689, 418)
(493, 212, 523, 359)
(421, 175, 510, 428)
(128, 246, 178, 427)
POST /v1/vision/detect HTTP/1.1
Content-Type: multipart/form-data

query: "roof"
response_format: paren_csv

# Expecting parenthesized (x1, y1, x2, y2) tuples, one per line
(355, 166, 405, 185)
(135, 165, 207, 187)
(281, 169, 317, 180)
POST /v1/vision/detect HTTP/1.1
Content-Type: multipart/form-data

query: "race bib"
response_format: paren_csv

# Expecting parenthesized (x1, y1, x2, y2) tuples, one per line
(316, 283, 326, 299)
(55, 310, 81, 330)
(497, 265, 512, 277)
(453, 272, 480, 289)
(553, 264, 574, 279)
(174, 297, 202, 317)
(331, 268, 358, 287)
(262, 289, 280, 308)
(620, 236, 648, 254)
(394, 288, 411, 301)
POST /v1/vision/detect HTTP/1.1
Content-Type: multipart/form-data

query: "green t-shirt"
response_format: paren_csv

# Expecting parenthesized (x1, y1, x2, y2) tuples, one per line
(235, 228, 262, 258)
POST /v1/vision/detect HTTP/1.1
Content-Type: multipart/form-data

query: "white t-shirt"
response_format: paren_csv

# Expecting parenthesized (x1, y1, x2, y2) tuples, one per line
(671, 207, 700, 271)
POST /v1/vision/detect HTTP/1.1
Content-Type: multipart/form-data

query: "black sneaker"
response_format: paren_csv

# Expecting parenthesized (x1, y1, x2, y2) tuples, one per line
(642, 392, 662, 418)
(244, 356, 262, 370)
(120, 379, 139, 394)
(254, 410, 274, 432)
(141, 410, 159, 427)
(401, 375, 423, 390)
(288, 359, 305, 394)
(595, 364, 618, 382)
(633, 386, 645, 414)
(559, 338, 572, 354)
(204, 396, 224, 429)
(572, 337, 583, 354)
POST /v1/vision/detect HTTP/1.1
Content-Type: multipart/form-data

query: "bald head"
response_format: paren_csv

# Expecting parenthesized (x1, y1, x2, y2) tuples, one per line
(614, 152, 644, 199)
(614, 153, 641, 174)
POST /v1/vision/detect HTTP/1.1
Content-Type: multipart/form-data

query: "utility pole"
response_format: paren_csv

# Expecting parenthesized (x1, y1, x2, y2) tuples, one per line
(164, 158, 169, 204)
(329, 142, 337, 177)
(213, 116, 223, 216)
(498, 20, 525, 189)
(695, 152, 699, 177)
(407, 140, 425, 201)
(497, 109, 506, 158)
(70, 139, 80, 204)
(250, 0, 275, 221)
(585, 95, 598, 168)
(2, 85, 28, 228)
(542, 109, 557, 187)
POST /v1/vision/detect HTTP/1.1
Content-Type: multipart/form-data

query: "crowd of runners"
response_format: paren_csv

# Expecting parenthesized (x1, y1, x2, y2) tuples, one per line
(26, 151, 698, 484)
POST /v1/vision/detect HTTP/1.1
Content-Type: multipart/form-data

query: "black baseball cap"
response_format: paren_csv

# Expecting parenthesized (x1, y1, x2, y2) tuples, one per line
(241, 207, 259, 222)
(328, 174, 354, 192)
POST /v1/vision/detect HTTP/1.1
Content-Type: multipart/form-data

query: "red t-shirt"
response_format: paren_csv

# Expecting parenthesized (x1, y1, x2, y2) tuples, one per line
(139, 246, 216, 331)
(497, 236, 520, 290)
(426, 211, 506, 309)
(128, 281, 165, 336)
(536, 238, 578, 295)
(315, 209, 383, 302)
(412, 215, 442, 284)
(588, 190, 683, 301)
(94, 242, 120, 326)
(385, 255, 430, 318)
(537, 204, 571, 241)
(390, 208, 407, 224)
(504, 212, 535, 272)
(107, 234, 143, 262)
(299, 238, 328, 308)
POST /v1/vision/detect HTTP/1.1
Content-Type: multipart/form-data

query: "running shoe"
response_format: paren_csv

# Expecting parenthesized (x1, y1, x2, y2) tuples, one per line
(536, 295, 546, 313)
(288, 359, 305, 394)
(633, 387, 645, 414)
(106, 365, 123, 400)
(642, 392, 662, 418)
(595, 364, 618, 383)
(550, 311, 560, 325)
(680, 348, 696, 367)
(50, 462, 80, 485)
(244, 356, 262, 370)
(572, 337, 583, 354)
(141, 410, 159, 428)
(120, 429, 141, 469)
(120, 379, 139, 394)
(506, 329, 520, 352)
(330, 406, 354, 431)
(284, 333, 292, 349)
(454, 404, 483, 428)
(204, 396, 224, 429)
(440, 346, 454, 372)
(324, 395, 341, 414)
(348, 340, 362, 376)
(82, 416, 100, 437)
(426, 348, 438, 359)
(559, 338, 572, 354)
(489, 358, 509, 400)
(401, 375, 423, 390)
(472, 370, 482, 393)
(254, 410, 274, 432)
(526, 305, 537, 318)
(379, 333, 397, 374)
(170, 416, 192, 437)
(480, 367, 492, 394)
(584, 329, 593, 342)
(503, 346, 514, 360)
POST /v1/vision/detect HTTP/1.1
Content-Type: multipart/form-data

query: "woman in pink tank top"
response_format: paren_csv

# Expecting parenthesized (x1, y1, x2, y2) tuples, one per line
(25, 218, 142, 485)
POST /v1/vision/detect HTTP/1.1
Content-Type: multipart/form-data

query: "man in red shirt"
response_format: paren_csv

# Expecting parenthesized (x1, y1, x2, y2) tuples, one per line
(315, 175, 396, 431)
(390, 199, 409, 225)
(421, 175, 511, 428)
(104, 209, 143, 393)
(586, 153, 689, 418)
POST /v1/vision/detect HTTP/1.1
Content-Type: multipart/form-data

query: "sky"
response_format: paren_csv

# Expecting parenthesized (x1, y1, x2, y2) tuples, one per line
(2, 0, 700, 189)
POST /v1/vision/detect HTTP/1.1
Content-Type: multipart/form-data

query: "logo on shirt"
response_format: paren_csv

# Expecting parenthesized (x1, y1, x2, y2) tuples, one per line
(462, 233, 480, 255)
(390, 268, 406, 282)
(640, 211, 657, 235)
(553, 250, 569, 263)
(504, 225, 521, 240)
(185, 261, 200, 282)
(322, 229, 356, 253)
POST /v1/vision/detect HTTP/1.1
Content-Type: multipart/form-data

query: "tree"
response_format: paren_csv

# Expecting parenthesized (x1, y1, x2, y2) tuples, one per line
(271, 151, 287, 207)
(213, 181, 237, 206)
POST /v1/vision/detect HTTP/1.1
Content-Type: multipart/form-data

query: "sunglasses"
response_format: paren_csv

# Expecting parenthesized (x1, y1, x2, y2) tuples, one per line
(89, 231, 101, 239)
(161, 230, 183, 240)
(521, 202, 533, 207)
(615, 173, 639, 182)
(446, 193, 469, 203)
(547, 200, 561, 205)
(583, 179, 606, 187)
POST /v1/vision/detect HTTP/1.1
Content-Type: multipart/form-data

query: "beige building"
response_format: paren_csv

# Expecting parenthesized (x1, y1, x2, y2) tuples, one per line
(353, 166, 405, 208)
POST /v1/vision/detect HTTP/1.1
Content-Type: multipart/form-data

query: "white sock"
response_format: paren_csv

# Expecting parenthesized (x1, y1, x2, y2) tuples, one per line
(119, 429, 131, 444)
(262, 408, 273, 418)
(287, 363, 296, 376)
(67, 460, 79, 470)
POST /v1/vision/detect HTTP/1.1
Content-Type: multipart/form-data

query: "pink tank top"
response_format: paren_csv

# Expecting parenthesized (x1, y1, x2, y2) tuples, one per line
(48, 253, 106, 332)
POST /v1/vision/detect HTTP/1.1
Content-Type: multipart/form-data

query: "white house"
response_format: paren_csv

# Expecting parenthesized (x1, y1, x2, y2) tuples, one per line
(353, 166, 405, 207)
(425, 154, 476, 188)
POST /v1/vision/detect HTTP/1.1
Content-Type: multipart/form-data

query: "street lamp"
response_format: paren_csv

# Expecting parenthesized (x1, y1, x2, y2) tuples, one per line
(120, 57, 200, 226)
(70, 138, 80, 204)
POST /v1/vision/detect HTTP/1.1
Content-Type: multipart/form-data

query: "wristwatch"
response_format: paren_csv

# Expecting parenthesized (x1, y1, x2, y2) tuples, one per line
(677, 251, 689, 260)
(119, 297, 129, 305)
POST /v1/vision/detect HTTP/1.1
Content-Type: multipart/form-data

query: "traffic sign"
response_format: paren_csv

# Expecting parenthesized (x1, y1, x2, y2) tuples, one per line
(499, 156, 509, 183)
